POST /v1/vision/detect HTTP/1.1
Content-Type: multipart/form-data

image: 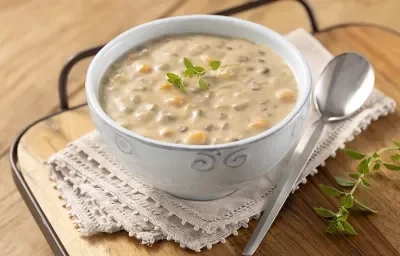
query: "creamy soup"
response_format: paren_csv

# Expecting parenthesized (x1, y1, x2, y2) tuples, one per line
(100, 34, 297, 145)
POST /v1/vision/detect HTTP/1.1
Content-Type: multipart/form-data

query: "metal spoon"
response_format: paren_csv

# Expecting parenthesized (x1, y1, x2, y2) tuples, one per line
(243, 52, 374, 256)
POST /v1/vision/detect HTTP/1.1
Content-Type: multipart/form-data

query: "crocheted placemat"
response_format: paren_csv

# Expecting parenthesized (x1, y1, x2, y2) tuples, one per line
(47, 28, 396, 252)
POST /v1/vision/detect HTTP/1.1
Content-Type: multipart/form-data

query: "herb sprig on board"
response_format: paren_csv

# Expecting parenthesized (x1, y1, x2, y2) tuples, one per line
(314, 139, 400, 235)
(166, 57, 237, 93)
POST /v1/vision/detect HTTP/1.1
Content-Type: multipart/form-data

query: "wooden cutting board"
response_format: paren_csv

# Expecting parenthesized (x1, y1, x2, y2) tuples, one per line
(15, 25, 400, 256)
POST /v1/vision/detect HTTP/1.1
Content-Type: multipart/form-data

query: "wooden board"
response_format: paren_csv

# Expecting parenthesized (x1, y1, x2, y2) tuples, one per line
(5, 0, 400, 254)
(307, 0, 400, 31)
(16, 25, 400, 255)
(6, 0, 400, 254)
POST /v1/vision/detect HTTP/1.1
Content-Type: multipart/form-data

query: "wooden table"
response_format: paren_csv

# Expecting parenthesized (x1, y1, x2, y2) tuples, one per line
(9, 2, 400, 256)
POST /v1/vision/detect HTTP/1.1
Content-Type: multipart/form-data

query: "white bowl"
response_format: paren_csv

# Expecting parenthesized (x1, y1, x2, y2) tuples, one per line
(86, 15, 311, 200)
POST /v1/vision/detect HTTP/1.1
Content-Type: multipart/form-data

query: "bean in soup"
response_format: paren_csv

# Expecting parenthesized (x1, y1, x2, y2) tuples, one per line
(100, 34, 297, 145)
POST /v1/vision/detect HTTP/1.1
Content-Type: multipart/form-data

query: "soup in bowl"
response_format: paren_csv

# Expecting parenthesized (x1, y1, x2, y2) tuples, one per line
(86, 15, 311, 200)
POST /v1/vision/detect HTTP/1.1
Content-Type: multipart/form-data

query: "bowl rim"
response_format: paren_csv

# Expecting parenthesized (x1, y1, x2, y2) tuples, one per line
(86, 14, 312, 151)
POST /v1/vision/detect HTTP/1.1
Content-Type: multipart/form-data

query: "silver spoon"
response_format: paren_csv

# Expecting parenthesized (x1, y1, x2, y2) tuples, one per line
(243, 52, 375, 256)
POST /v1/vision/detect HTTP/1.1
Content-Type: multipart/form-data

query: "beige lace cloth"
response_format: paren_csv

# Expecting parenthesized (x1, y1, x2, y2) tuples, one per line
(47, 28, 396, 252)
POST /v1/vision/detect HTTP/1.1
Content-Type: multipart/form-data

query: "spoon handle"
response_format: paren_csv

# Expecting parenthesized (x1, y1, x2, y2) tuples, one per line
(242, 119, 325, 256)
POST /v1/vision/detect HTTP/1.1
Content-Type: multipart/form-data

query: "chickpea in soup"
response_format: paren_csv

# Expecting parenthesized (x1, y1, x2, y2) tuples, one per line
(100, 34, 297, 145)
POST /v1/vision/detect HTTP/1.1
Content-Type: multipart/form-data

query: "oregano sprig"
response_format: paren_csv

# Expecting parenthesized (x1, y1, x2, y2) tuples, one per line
(166, 72, 186, 93)
(314, 139, 400, 235)
(165, 57, 238, 93)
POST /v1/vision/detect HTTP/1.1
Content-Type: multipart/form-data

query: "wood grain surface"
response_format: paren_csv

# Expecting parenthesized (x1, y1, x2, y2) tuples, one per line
(15, 25, 400, 256)
(3, 0, 400, 255)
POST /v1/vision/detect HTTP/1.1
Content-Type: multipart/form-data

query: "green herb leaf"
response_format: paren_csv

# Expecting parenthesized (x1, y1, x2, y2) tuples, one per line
(171, 78, 186, 93)
(341, 220, 357, 235)
(357, 159, 369, 174)
(355, 199, 377, 213)
(341, 207, 349, 214)
(392, 139, 400, 148)
(340, 194, 354, 208)
(184, 68, 195, 78)
(338, 212, 349, 221)
(349, 173, 360, 179)
(361, 178, 371, 189)
(335, 177, 356, 187)
(209, 60, 221, 70)
(193, 66, 205, 74)
(390, 154, 400, 161)
(383, 162, 400, 171)
(373, 152, 379, 158)
(176, 80, 186, 93)
(319, 184, 343, 197)
(313, 207, 336, 218)
(199, 78, 209, 90)
(183, 57, 194, 69)
(326, 221, 338, 234)
(336, 221, 345, 232)
(344, 149, 366, 160)
(166, 72, 180, 82)
(373, 162, 380, 170)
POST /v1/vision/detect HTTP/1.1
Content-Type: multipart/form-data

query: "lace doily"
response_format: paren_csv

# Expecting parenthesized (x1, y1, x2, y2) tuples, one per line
(47, 28, 396, 252)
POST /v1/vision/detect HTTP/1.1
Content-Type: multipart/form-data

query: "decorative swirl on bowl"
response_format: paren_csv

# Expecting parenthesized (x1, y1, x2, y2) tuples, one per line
(115, 134, 133, 154)
(224, 148, 247, 168)
(191, 153, 216, 172)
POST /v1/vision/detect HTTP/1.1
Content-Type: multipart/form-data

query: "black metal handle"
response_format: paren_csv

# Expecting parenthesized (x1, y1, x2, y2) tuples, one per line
(57, 0, 318, 110)
(213, 0, 318, 32)
(58, 46, 104, 110)
(297, 0, 319, 33)
(213, 0, 276, 16)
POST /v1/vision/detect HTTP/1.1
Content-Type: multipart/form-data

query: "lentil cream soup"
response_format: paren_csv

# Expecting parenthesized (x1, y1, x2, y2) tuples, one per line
(100, 34, 297, 145)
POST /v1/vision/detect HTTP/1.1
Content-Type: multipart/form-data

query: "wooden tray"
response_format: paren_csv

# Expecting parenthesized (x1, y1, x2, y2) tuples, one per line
(10, 9, 400, 256)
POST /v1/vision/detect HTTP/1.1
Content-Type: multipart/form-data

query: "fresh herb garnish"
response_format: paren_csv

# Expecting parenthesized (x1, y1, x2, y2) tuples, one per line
(166, 72, 186, 93)
(165, 57, 237, 93)
(314, 139, 400, 235)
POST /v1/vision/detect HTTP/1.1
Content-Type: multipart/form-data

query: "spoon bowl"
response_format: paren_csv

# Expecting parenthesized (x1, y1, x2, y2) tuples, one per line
(314, 52, 375, 121)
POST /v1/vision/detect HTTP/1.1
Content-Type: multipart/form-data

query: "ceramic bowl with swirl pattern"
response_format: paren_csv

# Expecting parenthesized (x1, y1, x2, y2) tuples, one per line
(86, 15, 312, 200)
